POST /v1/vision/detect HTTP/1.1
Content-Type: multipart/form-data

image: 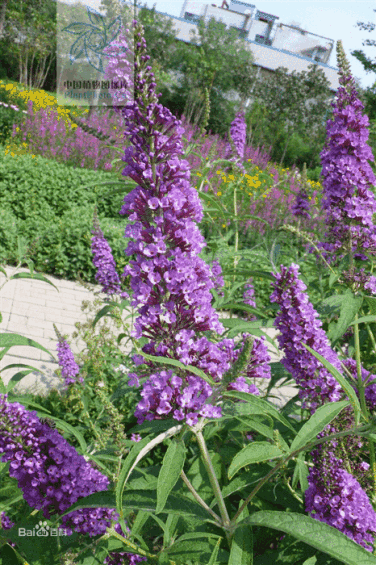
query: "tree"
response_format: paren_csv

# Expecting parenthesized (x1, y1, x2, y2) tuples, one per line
(251, 64, 334, 166)
(1, 0, 56, 89)
(351, 9, 376, 76)
(167, 15, 257, 127)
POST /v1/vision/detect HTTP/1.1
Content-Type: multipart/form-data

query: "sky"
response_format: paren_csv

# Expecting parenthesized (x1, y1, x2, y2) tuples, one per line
(59, 0, 376, 91)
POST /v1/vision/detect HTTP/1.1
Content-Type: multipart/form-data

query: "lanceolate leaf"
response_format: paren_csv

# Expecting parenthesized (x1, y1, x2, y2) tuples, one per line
(228, 442, 283, 480)
(156, 440, 186, 514)
(289, 400, 350, 453)
(300, 343, 361, 422)
(242, 511, 376, 565)
(0, 334, 56, 361)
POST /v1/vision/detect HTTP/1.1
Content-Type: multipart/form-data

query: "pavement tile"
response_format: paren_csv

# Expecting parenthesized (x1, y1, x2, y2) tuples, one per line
(0, 263, 298, 406)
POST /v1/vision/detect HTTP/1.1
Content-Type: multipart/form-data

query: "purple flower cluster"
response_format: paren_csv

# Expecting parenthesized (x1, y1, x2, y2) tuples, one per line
(292, 188, 310, 219)
(270, 263, 346, 413)
(243, 278, 257, 321)
(226, 111, 246, 172)
(313, 41, 376, 294)
(129, 330, 271, 426)
(113, 21, 271, 425)
(305, 425, 376, 551)
(53, 324, 83, 387)
(102, 24, 135, 109)
(0, 394, 118, 537)
(91, 207, 129, 298)
(0, 511, 15, 530)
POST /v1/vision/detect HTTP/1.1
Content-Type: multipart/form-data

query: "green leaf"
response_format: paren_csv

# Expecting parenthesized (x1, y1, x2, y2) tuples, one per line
(156, 440, 186, 514)
(219, 302, 268, 319)
(208, 537, 222, 565)
(242, 511, 376, 565)
(348, 314, 376, 326)
(0, 333, 56, 361)
(1, 365, 47, 393)
(223, 391, 297, 434)
(140, 353, 215, 386)
(300, 343, 361, 422)
(8, 271, 60, 292)
(229, 500, 252, 564)
(116, 424, 183, 520)
(289, 400, 350, 453)
(228, 442, 283, 479)
(92, 303, 123, 329)
(326, 291, 363, 345)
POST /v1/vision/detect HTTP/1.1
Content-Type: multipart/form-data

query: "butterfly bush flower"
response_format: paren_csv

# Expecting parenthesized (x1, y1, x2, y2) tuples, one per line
(0, 511, 14, 530)
(313, 41, 376, 293)
(225, 111, 246, 172)
(243, 278, 257, 321)
(292, 188, 310, 219)
(53, 324, 83, 387)
(91, 207, 129, 299)
(115, 21, 270, 426)
(0, 394, 118, 537)
(270, 263, 346, 413)
(102, 24, 135, 109)
(305, 424, 376, 552)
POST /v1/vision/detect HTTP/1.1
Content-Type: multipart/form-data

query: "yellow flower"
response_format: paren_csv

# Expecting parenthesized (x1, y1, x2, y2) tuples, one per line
(216, 170, 221, 174)
(248, 192, 252, 196)
(217, 191, 222, 196)
(228, 174, 235, 181)
(196, 172, 202, 177)
(222, 224, 226, 228)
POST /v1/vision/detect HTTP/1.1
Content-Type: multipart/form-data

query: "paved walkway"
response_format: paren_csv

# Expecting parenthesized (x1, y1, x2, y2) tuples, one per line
(0, 263, 298, 407)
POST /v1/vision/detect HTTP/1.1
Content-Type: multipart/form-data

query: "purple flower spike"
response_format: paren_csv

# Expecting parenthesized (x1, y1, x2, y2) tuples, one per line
(0, 394, 118, 537)
(243, 278, 257, 321)
(112, 21, 270, 426)
(226, 111, 246, 171)
(313, 41, 376, 295)
(53, 324, 83, 387)
(292, 188, 310, 219)
(305, 426, 376, 552)
(91, 207, 129, 299)
(270, 263, 345, 413)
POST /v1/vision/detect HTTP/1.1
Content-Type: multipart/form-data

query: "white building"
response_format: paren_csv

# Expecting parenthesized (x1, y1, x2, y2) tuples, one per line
(136, 0, 340, 94)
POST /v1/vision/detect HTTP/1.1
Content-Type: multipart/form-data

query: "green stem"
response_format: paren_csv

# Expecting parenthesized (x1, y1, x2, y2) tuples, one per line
(194, 429, 233, 544)
(231, 421, 372, 525)
(104, 526, 158, 561)
(354, 311, 369, 425)
(180, 469, 222, 525)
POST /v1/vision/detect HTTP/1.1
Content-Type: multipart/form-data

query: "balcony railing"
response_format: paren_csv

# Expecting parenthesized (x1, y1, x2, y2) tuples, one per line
(255, 34, 272, 46)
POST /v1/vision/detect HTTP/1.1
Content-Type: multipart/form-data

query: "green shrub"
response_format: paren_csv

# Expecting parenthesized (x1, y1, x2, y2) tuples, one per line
(0, 151, 131, 284)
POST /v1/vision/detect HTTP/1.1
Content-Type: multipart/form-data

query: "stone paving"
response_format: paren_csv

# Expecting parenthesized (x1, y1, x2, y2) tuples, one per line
(0, 263, 298, 407)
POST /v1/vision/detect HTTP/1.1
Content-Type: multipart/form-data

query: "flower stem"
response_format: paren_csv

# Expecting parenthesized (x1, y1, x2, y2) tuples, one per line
(194, 429, 233, 544)
(180, 469, 222, 525)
